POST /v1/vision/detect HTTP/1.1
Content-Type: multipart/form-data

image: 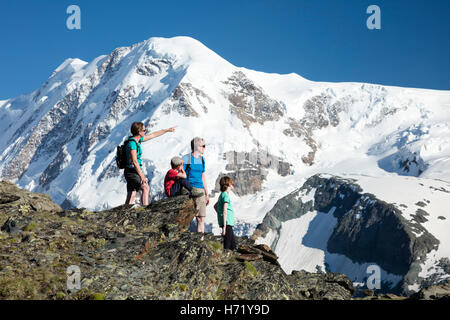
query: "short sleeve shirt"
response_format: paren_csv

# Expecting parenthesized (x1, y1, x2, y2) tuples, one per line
(164, 169, 179, 196)
(126, 137, 143, 168)
(217, 191, 234, 227)
(182, 153, 205, 188)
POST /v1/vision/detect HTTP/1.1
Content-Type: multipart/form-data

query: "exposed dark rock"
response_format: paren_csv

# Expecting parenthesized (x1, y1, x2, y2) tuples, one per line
(288, 270, 354, 300)
(429, 185, 450, 193)
(0, 180, 62, 213)
(0, 181, 355, 300)
(283, 93, 346, 165)
(212, 150, 292, 197)
(135, 57, 172, 77)
(39, 148, 70, 189)
(438, 258, 450, 274)
(163, 83, 199, 117)
(223, 71, 284, 127)
(237, 244, 279, 266)
(252, 174, 442, 296)
(409, 281, 450, 300)
(3, 82, 89, 182)
(411, 208, 429, 223)
(163, 82, 213, 117)
(378, 150, 428, 177)
(364, 289, 374, 297)
(1, 217, 19, 234)
(415, 201, 427, 207)
(251, 185, 315, 249)
(0, 193, 20, 205)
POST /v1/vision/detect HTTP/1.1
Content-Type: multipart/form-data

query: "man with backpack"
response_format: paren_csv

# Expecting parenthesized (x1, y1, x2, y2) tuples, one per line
(182, 137, 209, 241)
(122, 121, 176, 206)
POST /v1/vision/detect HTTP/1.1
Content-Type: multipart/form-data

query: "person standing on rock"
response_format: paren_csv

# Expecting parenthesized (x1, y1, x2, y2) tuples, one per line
(183, 137, 209, 240)
(217, 176, 237, 250)
(125, 122, 176, 206)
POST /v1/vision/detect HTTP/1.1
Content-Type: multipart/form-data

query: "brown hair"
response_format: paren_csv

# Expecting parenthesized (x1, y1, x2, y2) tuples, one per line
(130, 122, 145, 136)
(219, 176, 234, 192)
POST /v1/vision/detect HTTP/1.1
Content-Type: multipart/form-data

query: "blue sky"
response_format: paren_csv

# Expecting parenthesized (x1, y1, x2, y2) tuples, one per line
(0, 0, 449, 99)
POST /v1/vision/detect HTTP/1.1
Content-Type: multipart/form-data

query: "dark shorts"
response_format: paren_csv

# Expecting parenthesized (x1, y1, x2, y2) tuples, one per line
(124, 167, 142, 192)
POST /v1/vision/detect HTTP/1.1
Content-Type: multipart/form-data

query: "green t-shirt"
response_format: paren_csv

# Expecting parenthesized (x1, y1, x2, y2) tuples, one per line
(126, 137, 143, 168)
(217, 191, 234, 227)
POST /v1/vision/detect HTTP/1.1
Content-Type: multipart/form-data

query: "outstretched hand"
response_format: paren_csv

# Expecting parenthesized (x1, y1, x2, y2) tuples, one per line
(166, 126, 177, 132)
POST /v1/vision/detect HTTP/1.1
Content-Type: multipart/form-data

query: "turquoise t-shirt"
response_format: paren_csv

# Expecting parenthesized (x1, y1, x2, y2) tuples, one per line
(182, 153, 205, 188)
(126, 137, 143, 168)
(217, 191, 234, 227)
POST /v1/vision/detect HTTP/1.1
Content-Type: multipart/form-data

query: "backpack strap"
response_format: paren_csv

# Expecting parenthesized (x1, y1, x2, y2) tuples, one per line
(128, 137, 142, 153)
(127, 137, 142, 167)
(184, 153, 192, 178)
(184, 154, 205, 179)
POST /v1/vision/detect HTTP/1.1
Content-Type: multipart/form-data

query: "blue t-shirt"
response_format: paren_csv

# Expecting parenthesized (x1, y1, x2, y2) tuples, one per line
(182, 153, 205, 188)
(217, 191, 234, 227)
(126, 137, 143, 168)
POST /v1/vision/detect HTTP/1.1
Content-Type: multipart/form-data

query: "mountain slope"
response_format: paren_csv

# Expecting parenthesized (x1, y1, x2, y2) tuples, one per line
(252, 173, 450, 295)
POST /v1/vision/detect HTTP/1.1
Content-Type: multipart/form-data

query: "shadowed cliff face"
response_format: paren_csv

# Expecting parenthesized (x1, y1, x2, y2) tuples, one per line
(252, 174, 443, 296)
(0, 181, 354, 300)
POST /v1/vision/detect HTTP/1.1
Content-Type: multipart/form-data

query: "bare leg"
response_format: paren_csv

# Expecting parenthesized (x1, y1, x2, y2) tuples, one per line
(141, 182, 150, 206)
(125, 191, 136, 205)
(196, 216, 205, 240)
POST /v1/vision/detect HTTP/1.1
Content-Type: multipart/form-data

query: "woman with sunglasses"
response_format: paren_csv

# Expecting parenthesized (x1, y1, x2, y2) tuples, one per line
(124, 121, 176, 206)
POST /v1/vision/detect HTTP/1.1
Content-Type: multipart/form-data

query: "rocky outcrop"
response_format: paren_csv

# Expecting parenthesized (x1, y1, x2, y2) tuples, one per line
(283, 93, 350, 165)
(0, 181, 355, 300)
(223, 71, 285, 127)
(0, 180, 62, 213)
(252, 174, 443, 296)
(212, 150, 292, 197)
(3, 81, 91, 182)
(409, 281, 450, 300)
(165, 82, 214, 117)
(378, 149, 428, 177)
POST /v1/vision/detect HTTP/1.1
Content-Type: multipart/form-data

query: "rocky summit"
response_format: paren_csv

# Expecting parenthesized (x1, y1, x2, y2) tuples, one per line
(0, 180, 355, 300)
(2, 181, 449, 300)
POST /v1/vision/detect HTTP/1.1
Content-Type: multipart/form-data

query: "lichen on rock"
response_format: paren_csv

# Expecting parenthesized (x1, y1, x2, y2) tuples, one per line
(0, 181, 356, 300)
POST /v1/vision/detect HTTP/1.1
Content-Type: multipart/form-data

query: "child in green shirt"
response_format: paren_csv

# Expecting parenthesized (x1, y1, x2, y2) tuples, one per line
(217, 176, 236, 250)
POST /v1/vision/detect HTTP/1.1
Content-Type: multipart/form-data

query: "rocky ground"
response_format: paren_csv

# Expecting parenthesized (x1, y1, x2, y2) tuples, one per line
(0, 180, 448, 300)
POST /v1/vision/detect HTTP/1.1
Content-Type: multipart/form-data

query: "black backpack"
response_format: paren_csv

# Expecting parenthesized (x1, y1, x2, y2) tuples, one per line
(116, 137, 140, 169)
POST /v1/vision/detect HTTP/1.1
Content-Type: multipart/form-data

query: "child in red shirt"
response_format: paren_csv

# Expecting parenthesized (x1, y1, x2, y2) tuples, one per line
(164, 156, 193, 197)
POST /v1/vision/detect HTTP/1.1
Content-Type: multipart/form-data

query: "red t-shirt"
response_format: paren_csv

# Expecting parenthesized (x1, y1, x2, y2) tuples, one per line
(164, 169, 179, 196)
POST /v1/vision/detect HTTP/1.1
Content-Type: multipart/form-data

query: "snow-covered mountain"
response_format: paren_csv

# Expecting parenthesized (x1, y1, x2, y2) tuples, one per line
(253, 173, 450, 295)
(1, 36, 449, 294)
